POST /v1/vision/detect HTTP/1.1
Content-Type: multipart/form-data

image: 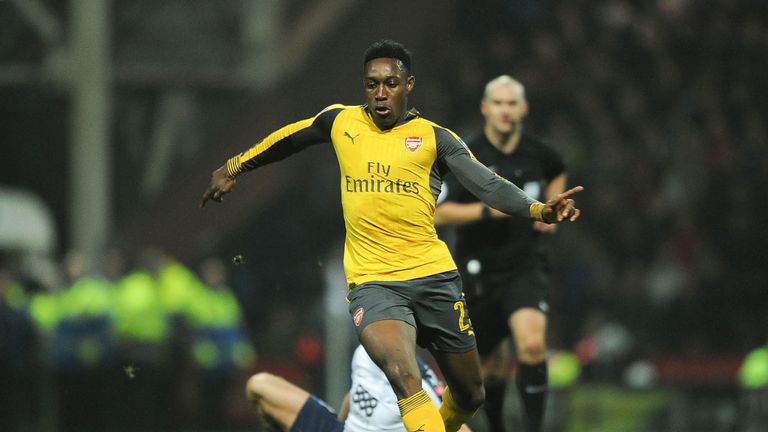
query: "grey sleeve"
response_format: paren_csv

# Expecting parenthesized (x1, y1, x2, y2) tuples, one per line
(434, 127, 536, 218)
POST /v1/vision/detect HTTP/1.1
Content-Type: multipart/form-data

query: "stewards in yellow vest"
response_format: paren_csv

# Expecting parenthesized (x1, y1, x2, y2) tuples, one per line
(55, 274, 114, 367)
(28, 285, 60, 338)
(189, 257, 255, 428)
(114, 270, 169, 350)
(51, 251, 115, 432)
(158, 258, 206, 321)
(112, 265, 175, 431)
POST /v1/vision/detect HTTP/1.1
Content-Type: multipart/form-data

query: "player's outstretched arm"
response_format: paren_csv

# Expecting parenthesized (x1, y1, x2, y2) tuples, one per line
(245, 372, 311, 431)
(443, 148, 583, 225)
(538, 185, 583, 224)
(200, 164, 236, 208)
(199, 105, 343, 209)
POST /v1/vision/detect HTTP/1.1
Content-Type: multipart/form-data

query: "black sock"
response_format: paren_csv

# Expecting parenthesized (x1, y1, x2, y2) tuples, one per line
(483, 378, 508, 432)
(515, 361, 548, 432)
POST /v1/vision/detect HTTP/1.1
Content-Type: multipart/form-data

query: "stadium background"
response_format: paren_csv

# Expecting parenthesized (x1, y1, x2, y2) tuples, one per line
(1, 0, 767, 430)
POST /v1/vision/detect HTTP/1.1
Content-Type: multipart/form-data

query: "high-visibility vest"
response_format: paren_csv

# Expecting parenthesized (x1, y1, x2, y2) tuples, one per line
(113, 271, 169, 343)
(58, 276, 113, 318)
(188, 287, 241, 328)
(157, 261, 205, 319)
(189, 286, 255, 370)
(29, 291, 60, 335)
(54, 276, 114, 368)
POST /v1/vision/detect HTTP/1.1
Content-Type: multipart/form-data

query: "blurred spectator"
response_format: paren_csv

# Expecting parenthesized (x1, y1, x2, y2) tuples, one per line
(188, 256, 256, 429)
(0, 267, 36, 432)
(112, 249, 174, 431)
(147, 248, 209, 427)
(52, 251, 115, 432)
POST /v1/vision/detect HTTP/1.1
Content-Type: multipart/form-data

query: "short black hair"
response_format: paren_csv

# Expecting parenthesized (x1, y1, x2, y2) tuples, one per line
(363, 39, 412, 75)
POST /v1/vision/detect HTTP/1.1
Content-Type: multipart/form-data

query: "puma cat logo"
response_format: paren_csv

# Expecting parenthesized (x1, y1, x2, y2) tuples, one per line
(344, 131, 359, 144)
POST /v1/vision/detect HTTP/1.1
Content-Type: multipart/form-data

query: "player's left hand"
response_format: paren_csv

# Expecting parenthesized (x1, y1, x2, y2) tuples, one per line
(541, 186, 583, 224)
(200, 164, 236, 208)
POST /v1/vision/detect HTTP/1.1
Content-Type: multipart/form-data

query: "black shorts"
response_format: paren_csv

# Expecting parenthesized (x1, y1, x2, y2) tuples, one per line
(347, 270, 477, 353)
(290, 395, 343, 432)
(462, 266, 550, 356)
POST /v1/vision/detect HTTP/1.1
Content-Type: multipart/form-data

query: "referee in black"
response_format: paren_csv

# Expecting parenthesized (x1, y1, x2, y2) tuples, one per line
(435, 75, 567, 432)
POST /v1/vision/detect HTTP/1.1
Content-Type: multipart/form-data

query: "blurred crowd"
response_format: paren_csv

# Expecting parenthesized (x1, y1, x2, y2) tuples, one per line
(0, 249, 255, 432)
(441, 0, 768, 371)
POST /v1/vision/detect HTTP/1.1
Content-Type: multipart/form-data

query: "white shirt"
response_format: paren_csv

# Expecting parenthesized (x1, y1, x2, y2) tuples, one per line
(344, 345, 444, 432)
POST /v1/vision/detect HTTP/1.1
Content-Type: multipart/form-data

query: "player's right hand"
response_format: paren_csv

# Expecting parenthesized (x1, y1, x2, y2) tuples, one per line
(542, 185, 583, 223)
(200, 164, 236, 208)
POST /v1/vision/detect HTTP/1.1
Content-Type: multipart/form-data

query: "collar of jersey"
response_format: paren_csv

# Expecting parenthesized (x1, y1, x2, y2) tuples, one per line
(361, 105, 421, 132)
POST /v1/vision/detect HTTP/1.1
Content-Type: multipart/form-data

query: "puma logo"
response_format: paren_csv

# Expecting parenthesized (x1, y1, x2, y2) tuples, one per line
(344, 131, 359, 144)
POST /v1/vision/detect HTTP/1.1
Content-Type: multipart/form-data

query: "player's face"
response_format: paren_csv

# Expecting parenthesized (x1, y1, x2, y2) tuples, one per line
(481, 83, 528, 135)
(364, 57, 415, 130)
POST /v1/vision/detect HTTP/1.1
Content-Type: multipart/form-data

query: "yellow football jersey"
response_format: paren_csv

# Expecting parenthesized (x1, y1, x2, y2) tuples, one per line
(227, 104, 536, 285)
(328, 105, 458, 285)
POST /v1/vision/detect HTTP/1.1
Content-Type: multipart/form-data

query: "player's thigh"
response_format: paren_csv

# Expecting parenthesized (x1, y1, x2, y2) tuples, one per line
(359, 319, 421, 397)
(413, 271, 484, 405)
(359, 319, 418, 365)
(347, 282, 416, 338)
(412, 271, 477, 353)
(501, 269, 550, 346)
(247, 373, 310, 430)
(348, 281, 422, 393)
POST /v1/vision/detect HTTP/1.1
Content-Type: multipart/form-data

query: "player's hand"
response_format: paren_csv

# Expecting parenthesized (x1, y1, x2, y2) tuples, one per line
(200, 164, 236, 208)
(541, 186, 583, 224)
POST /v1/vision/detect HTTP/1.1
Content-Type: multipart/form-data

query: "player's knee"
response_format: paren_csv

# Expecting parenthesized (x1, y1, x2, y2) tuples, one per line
(246, 372, 276, 400)
(381, 364, 423, 397)
(471, 385, 486, 409)
(457, 384, 486, 411)
(518, 340, 546, 363)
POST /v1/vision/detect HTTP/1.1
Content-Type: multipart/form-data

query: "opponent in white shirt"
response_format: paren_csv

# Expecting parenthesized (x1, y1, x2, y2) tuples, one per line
(246, 345, 471, 431)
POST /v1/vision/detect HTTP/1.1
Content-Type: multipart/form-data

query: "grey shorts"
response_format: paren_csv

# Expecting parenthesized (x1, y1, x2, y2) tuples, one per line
(347, 270, 477, 353)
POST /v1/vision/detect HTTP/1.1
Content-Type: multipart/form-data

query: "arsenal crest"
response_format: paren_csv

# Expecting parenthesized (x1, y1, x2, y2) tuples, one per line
(405, 136, 422, 152)
(353, 307, 365, 327)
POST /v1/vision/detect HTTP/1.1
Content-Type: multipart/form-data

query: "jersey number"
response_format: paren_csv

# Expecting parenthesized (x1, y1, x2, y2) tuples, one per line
(453, 301, 475, 336)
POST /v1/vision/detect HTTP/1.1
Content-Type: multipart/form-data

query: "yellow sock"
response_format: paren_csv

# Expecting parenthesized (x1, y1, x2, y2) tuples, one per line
(398, 389, 446, 432)
(439, 387, 479, 432)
